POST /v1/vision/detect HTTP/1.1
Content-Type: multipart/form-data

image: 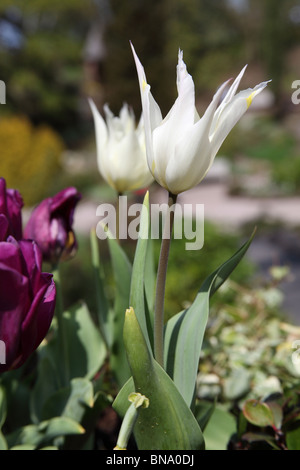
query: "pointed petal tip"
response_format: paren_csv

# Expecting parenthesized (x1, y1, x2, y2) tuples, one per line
(87, 97, 95, 108)
(217, 77, 233, 94)
(88, 98, 100, 117)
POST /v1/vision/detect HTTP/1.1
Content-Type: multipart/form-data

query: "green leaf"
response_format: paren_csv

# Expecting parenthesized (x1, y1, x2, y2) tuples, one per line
(40, 302, 106, 388)
(164, 230, 256, 408)
(41, 378, 111, 450)
(1, 372, 31, 430)
(39, 446, 59, 450)
(144, 236, 155, 321)
(63, 302, 107, 381)
(243, 400, 275, 427)
(30, 356, 60, 423)
(242, 432, 277, 446)
(286, 421, 300, 450)
(129, 191, 153, 352)
(107, 232, 132, 387)
(62, 389, 111, 450)
(42, 378, 94, 423)
(6, 417, 84, 449)
(113, 307, 204, 450)
(0, 431, 8, 450)
(223, 368, 251, 400)
(10, 444, 36, 450)
(203, 406, 236, 450)
(267, 401, 283, 430)
(0, 386, 6, 429)
(90, 228, 110, 347)
(194, 400, 216, 432)
(62, 378, 94, 420)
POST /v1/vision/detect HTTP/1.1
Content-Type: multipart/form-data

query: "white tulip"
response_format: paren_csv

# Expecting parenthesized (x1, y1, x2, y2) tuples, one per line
(89, 99, 154, 193)
(131, 43, 270, 195)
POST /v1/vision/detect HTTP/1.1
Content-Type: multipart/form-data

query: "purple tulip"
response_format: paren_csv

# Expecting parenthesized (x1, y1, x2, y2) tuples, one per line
(0, 177, 23, 241)
(0, 236, 56, 372)
(24, 187, 81, 265)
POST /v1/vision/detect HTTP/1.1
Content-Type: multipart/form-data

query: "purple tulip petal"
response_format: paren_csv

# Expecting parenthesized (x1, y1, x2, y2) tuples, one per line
(0, 215, 9, 241)
(0, 264, 30, 372)
(18, 276, 56, 369)
(24, 200, 52, 253)
(0, 178, 23, 240)
(6, 189, 24, 240)
(24, 187, 81, 264)
(17, 239, 44, 294)
(0, 240, 23, 274)
(0, 236, 56, 372)
(0, 178, 8, 215)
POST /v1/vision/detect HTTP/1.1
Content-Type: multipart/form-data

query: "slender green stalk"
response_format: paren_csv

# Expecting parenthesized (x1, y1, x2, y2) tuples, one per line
(52, 263, 69, 385)
(90, 228, 109, 348)
(116, 191, 123, 243)
(154, 192, 177, 368)
(114, 393, 149, 450)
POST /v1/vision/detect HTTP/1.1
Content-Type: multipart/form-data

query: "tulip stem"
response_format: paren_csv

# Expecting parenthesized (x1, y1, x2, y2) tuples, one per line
(114, 393, 149, 450)
(116, 191, 123, 243)
(52, 263, 70, 386)
(154, 191, 177, 368)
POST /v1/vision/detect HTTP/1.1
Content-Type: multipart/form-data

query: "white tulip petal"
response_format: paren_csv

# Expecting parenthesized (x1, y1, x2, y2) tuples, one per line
(131, 42, 162, 173)
(220, 65, 247, 106)
(164, 79, 231, 194)
(150, 50, 197, 189)
(209, 80, 270, 158)
(130, 45, 270, 195)
(212, 65, 247, 129)
(107, 132, 151, 192)
(89, 98, 108, 147)
(175, 49, 195, 130)
(89, 96, 153, 193)
(88, 99, 110, 180)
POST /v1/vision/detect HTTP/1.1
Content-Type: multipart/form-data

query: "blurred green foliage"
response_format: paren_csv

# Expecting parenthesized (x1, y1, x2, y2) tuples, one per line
(0, 1, 299, 200)
(272, 156, 300, 194)
(58, 221, 255, 324)
(1, 0, 299, 135)
(0, 0, 96, 143)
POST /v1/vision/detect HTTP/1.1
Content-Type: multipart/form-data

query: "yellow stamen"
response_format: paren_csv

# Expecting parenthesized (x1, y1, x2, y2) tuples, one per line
(66, 230, 75, 249)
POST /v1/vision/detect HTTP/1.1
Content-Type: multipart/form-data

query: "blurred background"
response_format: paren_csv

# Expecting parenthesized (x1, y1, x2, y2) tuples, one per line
(1, 0, 300, 326)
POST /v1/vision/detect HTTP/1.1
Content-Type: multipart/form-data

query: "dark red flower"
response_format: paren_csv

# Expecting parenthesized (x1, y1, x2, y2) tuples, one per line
(0, 177, 23, 241)
(0, 237, 56, 372)
(24, 187, 81, 264)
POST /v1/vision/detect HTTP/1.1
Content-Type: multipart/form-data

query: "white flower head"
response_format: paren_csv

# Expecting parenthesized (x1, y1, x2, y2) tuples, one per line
(89, 99, 154, 193)
(131, 43, 270, 195)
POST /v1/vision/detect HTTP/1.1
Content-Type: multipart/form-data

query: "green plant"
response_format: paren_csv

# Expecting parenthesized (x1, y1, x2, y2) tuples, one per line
(0, 116, 63, 206)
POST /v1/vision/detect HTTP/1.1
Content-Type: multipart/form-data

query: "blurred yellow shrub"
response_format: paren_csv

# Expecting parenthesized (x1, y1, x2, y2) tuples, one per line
(0, 115, 64, 206)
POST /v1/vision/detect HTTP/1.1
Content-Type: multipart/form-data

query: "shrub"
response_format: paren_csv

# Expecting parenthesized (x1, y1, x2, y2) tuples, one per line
(0, 115, 64, 206)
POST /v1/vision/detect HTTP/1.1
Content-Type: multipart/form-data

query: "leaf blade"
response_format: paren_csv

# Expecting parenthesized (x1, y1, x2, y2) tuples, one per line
(164, 230, 256, 408)
(114, 307, 204, 450)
